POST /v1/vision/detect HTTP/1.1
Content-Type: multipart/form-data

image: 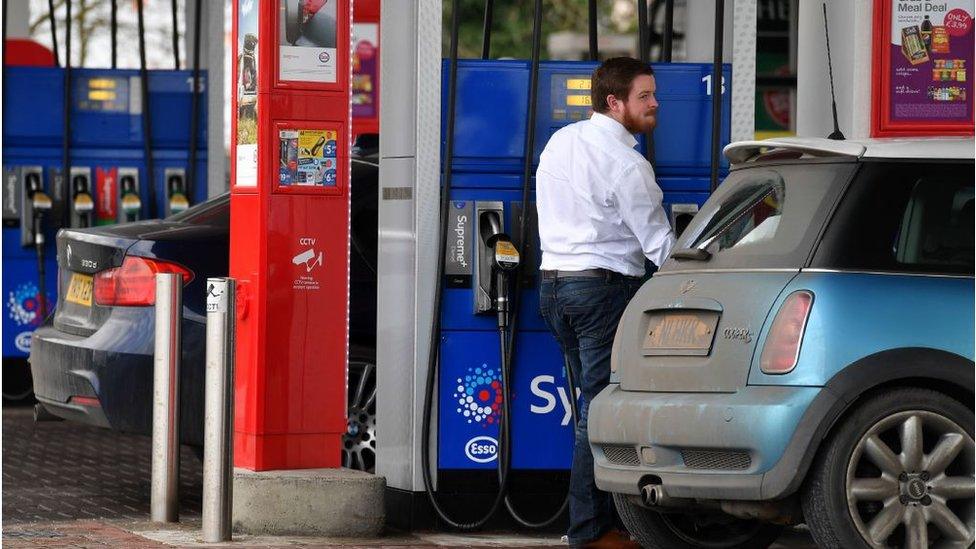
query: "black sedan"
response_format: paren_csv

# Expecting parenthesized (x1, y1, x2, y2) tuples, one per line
(29, 155, 378, 472)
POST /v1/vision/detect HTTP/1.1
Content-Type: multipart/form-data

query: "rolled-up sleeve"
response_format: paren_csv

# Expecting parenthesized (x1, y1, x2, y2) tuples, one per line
(612, 162, 676, 268)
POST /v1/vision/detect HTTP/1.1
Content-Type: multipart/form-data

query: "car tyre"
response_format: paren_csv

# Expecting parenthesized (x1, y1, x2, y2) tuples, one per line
(343, 351, 376, 473)
(612, 492, 783, 549)
(3, 359, 35, 403)
(802, 387, 975, 549)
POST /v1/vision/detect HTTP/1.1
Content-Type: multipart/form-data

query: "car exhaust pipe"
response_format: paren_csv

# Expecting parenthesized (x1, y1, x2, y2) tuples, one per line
(641, 483, 663, 506)
(640, 483, 698, 509)
(33, 403, 63, 422)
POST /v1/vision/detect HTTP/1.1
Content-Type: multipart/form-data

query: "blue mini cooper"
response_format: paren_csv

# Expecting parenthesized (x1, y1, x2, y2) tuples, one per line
(589, 137, 974, 549)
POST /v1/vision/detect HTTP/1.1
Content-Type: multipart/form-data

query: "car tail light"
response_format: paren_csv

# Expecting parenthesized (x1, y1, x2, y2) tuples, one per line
(94, 257, 193, 307)
(760, 291, 813, 375)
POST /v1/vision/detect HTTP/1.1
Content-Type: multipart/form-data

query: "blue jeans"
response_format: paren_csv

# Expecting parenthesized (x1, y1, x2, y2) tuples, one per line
(539, 273, 642, 546)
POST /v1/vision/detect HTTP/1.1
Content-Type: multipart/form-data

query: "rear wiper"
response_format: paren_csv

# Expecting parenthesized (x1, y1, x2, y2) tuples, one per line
(671, 247, 712, 261)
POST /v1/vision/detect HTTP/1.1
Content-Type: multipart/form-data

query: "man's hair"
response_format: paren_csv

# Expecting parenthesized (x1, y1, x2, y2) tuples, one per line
(590, 57, 654, 114)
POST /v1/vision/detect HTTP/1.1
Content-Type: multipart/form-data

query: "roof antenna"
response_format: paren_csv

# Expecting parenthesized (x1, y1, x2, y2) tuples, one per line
(822, 2, 845, 140)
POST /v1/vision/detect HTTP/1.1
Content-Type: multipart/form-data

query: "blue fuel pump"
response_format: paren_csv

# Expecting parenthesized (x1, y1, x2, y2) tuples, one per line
(421, 0, 732, 531)
(1, 2, 207, 396)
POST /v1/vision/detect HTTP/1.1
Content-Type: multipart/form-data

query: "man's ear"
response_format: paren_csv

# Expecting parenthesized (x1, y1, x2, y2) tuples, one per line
(605, 94, 622, 112)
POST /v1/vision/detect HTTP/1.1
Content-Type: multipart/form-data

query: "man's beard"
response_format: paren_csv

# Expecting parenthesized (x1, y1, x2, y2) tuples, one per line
(622, 109, 657, 134)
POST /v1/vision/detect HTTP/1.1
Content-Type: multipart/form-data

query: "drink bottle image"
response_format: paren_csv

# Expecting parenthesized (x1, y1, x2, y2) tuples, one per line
(920, 15, 933, 52)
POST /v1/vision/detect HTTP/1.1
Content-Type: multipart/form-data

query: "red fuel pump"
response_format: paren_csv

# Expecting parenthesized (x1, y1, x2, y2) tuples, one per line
(230, 0, 352, 470)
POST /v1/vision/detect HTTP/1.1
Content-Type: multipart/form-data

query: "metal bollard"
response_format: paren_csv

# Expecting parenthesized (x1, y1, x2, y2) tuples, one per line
(151, 272, 182, 523)
(202, 278, 235, 542)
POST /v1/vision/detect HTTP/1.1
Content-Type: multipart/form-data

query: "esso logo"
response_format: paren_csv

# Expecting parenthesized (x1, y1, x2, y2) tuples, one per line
(464, 436, 498, 463)
(318, 51, 331, 63)
(14, 332, 32, 353)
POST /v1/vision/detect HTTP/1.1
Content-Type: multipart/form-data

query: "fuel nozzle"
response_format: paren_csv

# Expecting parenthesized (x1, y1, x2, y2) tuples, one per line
(26, 172, 52, 245)
(479, 211, 521, 329)
(119, 174, 142, 222)
(71, 173, 94, 228)
(26, 171, 52, 319)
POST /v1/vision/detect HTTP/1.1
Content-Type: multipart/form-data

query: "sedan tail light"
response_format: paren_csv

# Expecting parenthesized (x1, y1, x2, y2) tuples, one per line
(94, 257, 193, 307)
(759, 291, 813, 375)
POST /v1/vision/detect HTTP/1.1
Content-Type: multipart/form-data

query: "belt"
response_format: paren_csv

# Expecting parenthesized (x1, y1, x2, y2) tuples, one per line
(541, 268, 633, 280)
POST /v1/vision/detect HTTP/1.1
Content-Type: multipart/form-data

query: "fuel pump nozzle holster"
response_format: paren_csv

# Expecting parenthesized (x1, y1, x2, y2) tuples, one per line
(69, 170, 95, 228)
(479, 211, 521, 329)
(26, 172, 53, 246)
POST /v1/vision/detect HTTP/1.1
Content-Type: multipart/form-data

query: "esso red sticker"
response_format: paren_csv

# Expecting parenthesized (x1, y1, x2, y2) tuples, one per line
(944, 9, 973, 37)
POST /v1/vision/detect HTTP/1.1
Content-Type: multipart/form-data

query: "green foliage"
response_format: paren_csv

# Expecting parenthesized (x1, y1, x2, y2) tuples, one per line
(442, 0, 615, 60)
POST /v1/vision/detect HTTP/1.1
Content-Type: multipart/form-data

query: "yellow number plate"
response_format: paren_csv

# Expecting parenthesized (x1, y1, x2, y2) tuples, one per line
(642, 310, 719, 356)
(65, 273, 94, 307)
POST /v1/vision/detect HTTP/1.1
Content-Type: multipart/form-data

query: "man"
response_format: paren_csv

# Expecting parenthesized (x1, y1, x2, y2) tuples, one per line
(536, 57, 675, 548)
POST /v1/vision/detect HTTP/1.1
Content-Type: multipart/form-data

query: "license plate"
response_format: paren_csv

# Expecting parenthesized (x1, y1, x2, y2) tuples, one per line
(642, 310, 719, 356)
(65, 273, 94, 307)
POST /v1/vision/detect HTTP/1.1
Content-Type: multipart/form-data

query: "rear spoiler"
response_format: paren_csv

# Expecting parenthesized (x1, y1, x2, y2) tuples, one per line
(724, 139, 866, 165)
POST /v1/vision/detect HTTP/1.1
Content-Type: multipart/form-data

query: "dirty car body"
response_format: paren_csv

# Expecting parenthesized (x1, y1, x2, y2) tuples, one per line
(589, 137, 974, 549)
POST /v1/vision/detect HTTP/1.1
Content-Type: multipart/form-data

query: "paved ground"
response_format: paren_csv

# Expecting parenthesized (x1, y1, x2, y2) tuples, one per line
(2, 405, 817, 548)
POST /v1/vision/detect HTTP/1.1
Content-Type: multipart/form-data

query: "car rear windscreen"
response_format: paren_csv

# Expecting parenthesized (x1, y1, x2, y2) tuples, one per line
(662, 162, 856, 271)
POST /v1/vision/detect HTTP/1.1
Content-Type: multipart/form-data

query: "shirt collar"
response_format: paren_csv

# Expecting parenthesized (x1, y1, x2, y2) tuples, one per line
(590, 112, 639, 149)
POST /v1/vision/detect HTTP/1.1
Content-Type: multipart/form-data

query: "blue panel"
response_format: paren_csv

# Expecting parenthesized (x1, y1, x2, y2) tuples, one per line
(442, 60, 731, 177)
(439, 330, 575, 469)
(2, 67, 209, 360)
(3, 67, 207, 150)
(1, 231, 58, 357)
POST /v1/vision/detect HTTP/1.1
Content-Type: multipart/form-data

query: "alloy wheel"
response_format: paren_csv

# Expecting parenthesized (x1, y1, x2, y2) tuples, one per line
(846, 410, 975, 548)
(343, 360, 376, 473)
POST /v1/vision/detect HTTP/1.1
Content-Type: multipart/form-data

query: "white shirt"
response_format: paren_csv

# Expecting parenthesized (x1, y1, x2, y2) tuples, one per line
(536, 112, 675, 277)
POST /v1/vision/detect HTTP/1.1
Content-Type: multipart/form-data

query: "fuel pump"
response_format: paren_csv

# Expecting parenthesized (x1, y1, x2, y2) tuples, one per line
(118, 168, 141, 222)
(380, 0, 732, 532)
(69, 167, 94, 228)
(420, 0, 580, 530)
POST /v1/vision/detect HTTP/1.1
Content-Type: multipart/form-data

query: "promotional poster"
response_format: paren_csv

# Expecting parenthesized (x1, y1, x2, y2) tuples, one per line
(352, 23, 378, 119)
(884, 0, 974, 129)
(278, 129, 339, 186)
(236, 0, 259, 187)
(279, 0, 338, 83)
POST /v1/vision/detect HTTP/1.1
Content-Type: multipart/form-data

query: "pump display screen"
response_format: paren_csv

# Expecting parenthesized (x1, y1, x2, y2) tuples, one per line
(74, 76, 129, 113)
(565, 78, 591, 90)
(550, 75, 593, 123)
(566, 95, 591, 107)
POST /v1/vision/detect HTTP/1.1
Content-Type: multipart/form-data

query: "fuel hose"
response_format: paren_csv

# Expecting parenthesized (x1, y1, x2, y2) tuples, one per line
(136, 0, 158, 218)
(61, 0, 72, 229)
(110, 0, 117, 68)
(498, 0, 580, 529)
(481, 0, 494, 60)
(420, 0, 510, 530)
(187, 0, 203, 207)
(47, 0, 60, 67)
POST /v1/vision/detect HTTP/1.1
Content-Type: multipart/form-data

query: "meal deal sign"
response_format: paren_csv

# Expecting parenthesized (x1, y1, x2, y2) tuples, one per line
(873, 0, 975, 135)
